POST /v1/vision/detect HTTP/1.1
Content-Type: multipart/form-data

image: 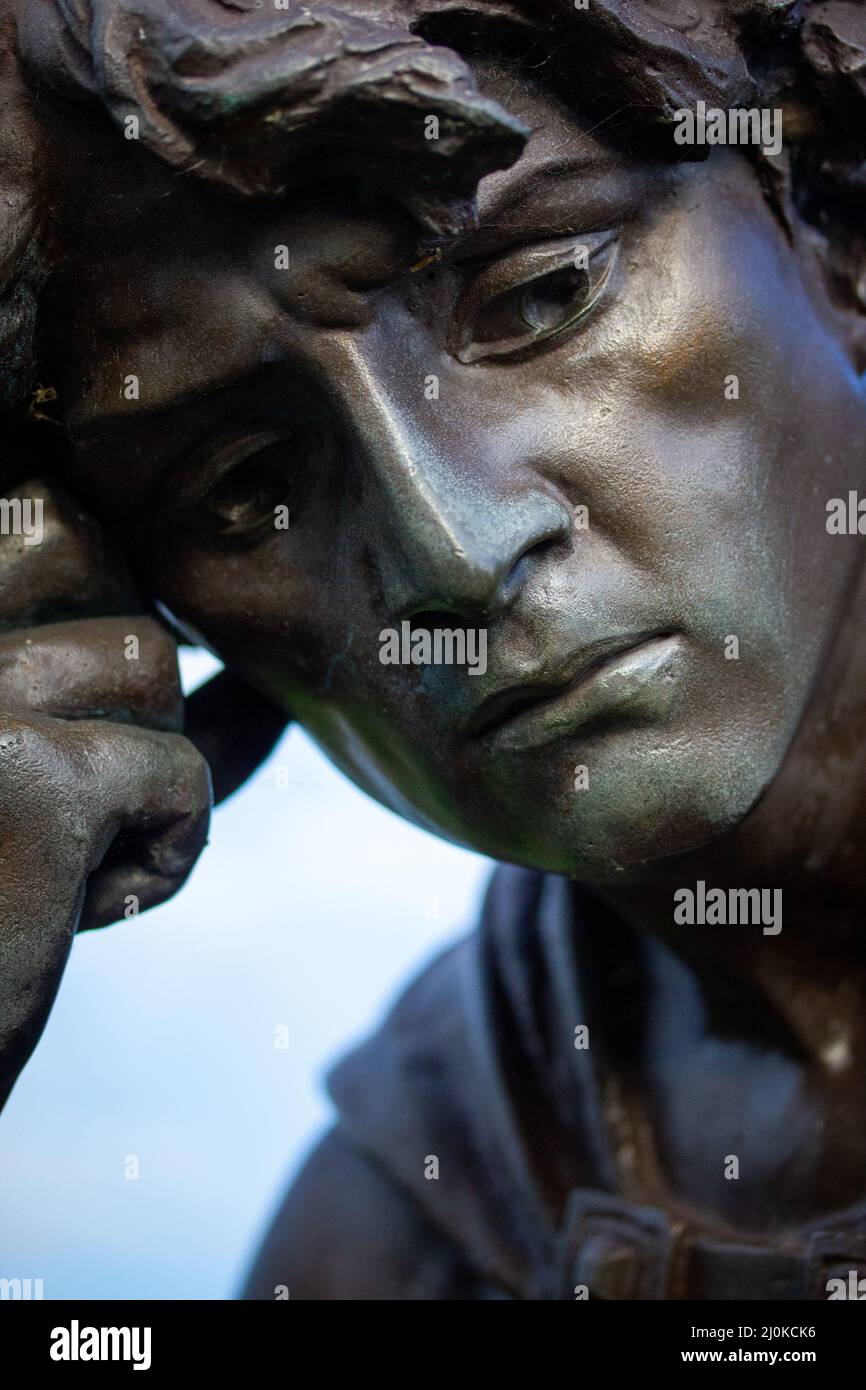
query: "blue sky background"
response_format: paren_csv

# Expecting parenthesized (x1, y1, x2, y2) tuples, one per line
(0, 649, 491, 1299)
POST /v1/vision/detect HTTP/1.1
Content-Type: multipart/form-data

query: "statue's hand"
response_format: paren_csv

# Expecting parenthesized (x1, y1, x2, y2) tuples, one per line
(0, 475, 211, 1108)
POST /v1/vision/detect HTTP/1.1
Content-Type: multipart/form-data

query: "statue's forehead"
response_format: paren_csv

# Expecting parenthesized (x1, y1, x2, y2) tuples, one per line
(65, 77, 637, 428)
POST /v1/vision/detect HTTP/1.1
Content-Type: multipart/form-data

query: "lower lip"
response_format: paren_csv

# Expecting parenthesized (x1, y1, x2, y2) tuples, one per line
(485, 634, 684, 753)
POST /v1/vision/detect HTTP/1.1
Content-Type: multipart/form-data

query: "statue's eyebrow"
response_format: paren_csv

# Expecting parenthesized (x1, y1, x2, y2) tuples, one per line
(69, 351, 272, 432)
(475, 148, 631, 226)
(444, 146, 645, 262)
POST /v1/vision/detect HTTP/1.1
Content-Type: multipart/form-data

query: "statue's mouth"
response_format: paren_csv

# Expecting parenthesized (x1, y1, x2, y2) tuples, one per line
(467, 629, 683, 749)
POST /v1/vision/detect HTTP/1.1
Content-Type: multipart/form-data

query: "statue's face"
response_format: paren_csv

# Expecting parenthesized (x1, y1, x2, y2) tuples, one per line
(63, 70, 866, 881)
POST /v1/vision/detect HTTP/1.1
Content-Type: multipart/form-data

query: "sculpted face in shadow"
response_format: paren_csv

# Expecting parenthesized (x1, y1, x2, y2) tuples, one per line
(6, 0, 866, 1302)
(34, 11, 866, 893)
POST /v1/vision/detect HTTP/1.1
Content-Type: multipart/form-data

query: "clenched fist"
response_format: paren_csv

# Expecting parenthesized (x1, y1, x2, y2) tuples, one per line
(0, 474, 212, 1107)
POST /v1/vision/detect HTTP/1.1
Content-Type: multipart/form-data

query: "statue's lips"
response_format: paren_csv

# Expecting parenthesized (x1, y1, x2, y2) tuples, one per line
(468, 631, 683, 751)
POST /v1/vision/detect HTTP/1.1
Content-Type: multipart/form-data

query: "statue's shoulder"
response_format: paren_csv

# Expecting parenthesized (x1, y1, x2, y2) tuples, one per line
(241, 1122, 507, 1300)
(244, 864, 565, 1299)
(326, 862, 547, 1157)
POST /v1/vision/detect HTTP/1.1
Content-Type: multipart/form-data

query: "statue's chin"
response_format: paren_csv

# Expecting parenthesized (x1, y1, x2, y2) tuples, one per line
(309, 705, 789, 888)
(517, 772, 777, 886)
(452, 742, 784, 886)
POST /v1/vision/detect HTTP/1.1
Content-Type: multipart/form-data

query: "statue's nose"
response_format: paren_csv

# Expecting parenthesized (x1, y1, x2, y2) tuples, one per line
(320, 337, 571, 624)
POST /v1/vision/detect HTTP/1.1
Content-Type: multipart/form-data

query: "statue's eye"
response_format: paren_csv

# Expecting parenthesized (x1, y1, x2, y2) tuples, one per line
(520, 267, 589, 332)
(452, 233, 618, 365)
(204, 445, 293, 531)
(195, 429, 308, 537)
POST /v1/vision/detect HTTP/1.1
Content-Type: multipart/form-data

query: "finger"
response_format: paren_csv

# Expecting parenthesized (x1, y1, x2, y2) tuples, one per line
(70, 722, 213, 931)
(0, 615, 183, 731)
(184, 670, 289, 804)
(0, 715, 210, 1099)
(0, 475, 139, 630)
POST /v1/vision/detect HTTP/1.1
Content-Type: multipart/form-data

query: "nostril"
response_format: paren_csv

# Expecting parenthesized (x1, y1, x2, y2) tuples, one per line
(392, 501, 572, 626)
(502, 529, 567, 605)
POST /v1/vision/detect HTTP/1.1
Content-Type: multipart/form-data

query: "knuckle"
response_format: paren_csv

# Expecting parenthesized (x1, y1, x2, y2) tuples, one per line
(0, 717, 62, 778)
(158, 729, 213, 802)
(0, 718, 91, 853)
(122, 615, 180, 668)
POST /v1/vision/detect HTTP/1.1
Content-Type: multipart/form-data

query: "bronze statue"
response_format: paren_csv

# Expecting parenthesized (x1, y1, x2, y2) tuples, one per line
(2, 0, 866, 1300)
